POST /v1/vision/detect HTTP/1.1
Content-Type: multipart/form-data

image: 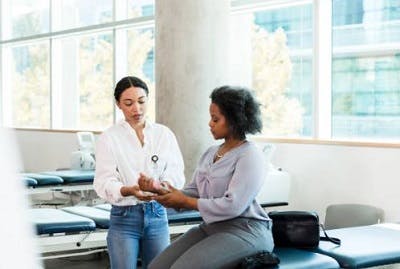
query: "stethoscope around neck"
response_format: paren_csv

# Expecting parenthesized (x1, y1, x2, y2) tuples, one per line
(150, 154, 167, 180)
(151, 155, 159, 164)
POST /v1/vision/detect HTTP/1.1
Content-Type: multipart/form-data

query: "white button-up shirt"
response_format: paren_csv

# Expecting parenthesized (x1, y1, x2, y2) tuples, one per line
(94, 120, 185, 206)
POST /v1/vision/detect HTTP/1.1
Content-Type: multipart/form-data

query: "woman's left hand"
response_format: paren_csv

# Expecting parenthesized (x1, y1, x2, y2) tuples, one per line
(154, 183, 191, 209)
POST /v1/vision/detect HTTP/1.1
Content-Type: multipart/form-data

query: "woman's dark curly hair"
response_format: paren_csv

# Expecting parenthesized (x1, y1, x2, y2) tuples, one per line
(210, 85, 262, 140)
(114, 76, 149, 101)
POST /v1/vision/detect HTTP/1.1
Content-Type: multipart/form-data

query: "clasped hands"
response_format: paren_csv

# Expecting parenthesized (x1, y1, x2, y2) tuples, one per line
(135, 173, 188, 209)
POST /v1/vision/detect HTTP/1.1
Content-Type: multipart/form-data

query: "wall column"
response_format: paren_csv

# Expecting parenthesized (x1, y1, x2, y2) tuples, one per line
(155, 0, 230, 179)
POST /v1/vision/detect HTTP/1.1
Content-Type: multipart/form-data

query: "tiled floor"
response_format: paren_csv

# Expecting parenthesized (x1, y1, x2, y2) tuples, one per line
(43, 252, 110, 269)
(42, 252, 145, 269)
(41, 251, 400, 269)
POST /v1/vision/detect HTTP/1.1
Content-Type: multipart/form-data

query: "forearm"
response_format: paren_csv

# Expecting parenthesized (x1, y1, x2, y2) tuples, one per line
(120, 185, 136, 197)
(182, 195, 198, 210)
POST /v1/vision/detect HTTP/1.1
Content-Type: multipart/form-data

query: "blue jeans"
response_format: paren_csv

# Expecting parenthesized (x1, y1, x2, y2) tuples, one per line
(107, 201, 170, 269)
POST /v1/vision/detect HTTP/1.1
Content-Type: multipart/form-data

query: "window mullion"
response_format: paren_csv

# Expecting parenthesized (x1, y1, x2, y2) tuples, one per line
(313, 0, 332, 139)
(0, 0, 3, 126)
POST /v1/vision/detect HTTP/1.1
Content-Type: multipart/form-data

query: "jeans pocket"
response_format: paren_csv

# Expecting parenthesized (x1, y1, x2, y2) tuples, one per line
(152, 202, 166, 218)
(111, 206, 127, 217)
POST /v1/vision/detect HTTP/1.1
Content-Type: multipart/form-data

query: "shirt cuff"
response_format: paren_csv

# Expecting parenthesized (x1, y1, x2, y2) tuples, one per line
(109, 181, 124, 203)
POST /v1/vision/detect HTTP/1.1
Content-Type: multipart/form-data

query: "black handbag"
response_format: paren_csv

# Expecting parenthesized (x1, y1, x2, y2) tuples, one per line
(239, 250, 280, 269)
(268, 211, 341, 248)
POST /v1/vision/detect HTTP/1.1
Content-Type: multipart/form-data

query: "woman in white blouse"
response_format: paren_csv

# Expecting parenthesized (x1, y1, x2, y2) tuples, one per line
(93, 76, 185, 269)
(141, 86, 274, 269)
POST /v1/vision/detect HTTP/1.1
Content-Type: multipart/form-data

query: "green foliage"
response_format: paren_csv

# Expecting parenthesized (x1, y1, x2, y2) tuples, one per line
(11, 43, 50, 128)
(252, 26, 304, 136)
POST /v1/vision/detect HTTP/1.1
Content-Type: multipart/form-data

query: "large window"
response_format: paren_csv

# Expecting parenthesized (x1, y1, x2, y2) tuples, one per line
(0, 0, 155, 131)
(253, 3, 313, 137)
(231, 0, 399, 142)
(52, 0, 113, 31)
(331, 0, 400, 140)
(1, 0, 399, 142)
(1, 0, 50, 40)
(52, 32, 114, 130)
(3, 41, 50, 128)
(231, 2, 313, 137)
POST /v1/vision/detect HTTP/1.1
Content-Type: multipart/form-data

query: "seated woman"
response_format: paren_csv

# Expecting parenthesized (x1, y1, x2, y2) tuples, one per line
(139, 85, 274, 269)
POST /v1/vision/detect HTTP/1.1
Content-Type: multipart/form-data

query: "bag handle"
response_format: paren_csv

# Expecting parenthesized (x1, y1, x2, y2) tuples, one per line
(319, 224, 341, 245)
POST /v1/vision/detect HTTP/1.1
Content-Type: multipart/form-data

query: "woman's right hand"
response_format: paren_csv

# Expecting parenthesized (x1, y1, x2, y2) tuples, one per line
(138, 173, 171, 195)
(120, 185, 156, 201)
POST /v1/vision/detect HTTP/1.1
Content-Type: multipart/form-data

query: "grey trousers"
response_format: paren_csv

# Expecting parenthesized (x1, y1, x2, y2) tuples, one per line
(148, 218, 274, 269)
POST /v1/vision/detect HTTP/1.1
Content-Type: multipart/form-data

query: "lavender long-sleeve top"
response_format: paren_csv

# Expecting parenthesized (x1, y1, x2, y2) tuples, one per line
(183, 141, 270, 224)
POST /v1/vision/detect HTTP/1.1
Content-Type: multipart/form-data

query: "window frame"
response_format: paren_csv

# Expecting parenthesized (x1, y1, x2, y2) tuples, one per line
(0, 0, 154, 131)
(1, 0, 399, 147)
(232, 0, 400, 146)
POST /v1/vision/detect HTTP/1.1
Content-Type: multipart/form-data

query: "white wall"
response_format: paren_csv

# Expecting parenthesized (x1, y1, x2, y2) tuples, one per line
(272, 143, 400, 223)
(15, 129, 400, 222)
(16, 130, 79, 172)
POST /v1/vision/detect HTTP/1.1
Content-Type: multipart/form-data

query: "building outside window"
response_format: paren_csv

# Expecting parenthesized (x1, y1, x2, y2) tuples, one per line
(235, 0, 399, 140)
(1, 0, 399, 142)
(0, 0, 155, 131)
(331, 0, 400, 140)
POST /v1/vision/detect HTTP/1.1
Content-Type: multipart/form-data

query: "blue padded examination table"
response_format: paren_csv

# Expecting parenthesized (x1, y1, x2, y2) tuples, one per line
(21, 173, 64, 186)
(22, 176, 38, 187)
(62, 206, 110, 229)
(64, 205, 203, 228)
(274, 248, 340, 269)
(166, 208, 203, 224)
(80, 205, 341, 268)
(31, 206, 400, 269)
(94, 203, 203, 224)
(314, 223, 400, 268)
(94, 203, 112, 211)
(41, 170, 95, 184)
(29, 208, 96, 235)
(61, 206, 202, 228)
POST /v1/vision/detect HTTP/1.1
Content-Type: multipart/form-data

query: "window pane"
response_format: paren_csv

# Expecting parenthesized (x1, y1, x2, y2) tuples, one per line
(332, 0, 400, 140)
(3, 42, 50, 128)
(333, 0, 400, 47)
(1, 0, 50, 40)
(52, 32, 114, 130)
(251, 3, 313, 137)
(126, 27, 155, 121)
(115, 1, 154, 21)
(52, 0, 112, 31)
(127, 0, 154, 18)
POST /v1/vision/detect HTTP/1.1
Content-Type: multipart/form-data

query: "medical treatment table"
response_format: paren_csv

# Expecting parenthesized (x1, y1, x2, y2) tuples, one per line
(30, 208, 96, 235)
(31, 205, 205, 258)
(30, 203, 400, 268)
(24, 170, 96, 210)
(31, 207, 105, 258)
(313, 223, 400, 268)
(22, 173, 64, 186)
(32, 200, 286, 257)
(22, 175, 38, 187)
(271, 223, 400, 269)
(274, 248, 340, 269)
(23, 170, 95, 195)
(24, 169, 342, 268)
(41, 170, 95, 184)
(94, 203, 203, 224)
